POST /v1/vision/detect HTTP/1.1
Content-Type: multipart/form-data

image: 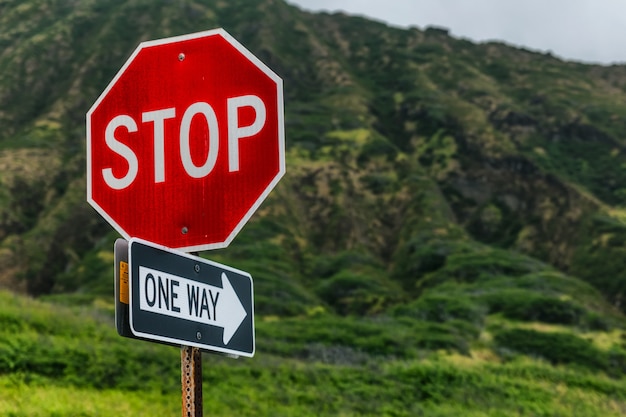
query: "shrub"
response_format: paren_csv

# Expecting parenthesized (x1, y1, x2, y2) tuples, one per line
(392, 293, 485, 327)
(414, 246, 547, 293)
(483, 290, 586, 325)
(494, 328, 608, 372)
(315, 270, 400, 315)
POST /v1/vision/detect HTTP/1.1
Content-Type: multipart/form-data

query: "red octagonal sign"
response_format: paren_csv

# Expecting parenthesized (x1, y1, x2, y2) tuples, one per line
(87, 29, 284, 252)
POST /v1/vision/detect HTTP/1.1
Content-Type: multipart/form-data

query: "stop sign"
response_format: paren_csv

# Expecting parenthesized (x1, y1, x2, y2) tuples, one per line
(87, 29, 284, 252)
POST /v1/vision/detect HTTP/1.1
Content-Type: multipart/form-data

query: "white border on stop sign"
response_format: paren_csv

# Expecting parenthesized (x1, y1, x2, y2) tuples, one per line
(86, 28, 285, 252)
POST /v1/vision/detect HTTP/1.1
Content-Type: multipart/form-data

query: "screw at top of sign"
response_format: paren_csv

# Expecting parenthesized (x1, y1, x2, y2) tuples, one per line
(178, 53, 185, 61)
(194, 264, 200, 273)
(182, 227, 188, 234)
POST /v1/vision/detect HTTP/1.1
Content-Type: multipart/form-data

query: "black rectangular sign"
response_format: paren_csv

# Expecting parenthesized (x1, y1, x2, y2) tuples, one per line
(125, 238, 255, 357)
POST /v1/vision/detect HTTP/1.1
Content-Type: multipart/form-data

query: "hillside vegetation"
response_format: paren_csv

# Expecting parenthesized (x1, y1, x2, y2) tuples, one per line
(1, 0, 626, 415)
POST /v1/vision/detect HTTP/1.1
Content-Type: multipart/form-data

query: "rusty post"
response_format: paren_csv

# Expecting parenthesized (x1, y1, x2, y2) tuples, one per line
(181, 345, 202, 417)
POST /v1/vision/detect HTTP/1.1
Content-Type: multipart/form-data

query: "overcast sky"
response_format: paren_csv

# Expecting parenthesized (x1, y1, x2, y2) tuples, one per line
(287, 0, 626, 65)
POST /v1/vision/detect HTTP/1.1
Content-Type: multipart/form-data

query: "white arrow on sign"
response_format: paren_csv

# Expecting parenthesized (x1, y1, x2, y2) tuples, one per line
(138, 266, 247, 344)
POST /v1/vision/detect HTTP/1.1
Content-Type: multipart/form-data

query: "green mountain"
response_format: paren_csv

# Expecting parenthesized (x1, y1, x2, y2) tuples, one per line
(1, 0, 626, 415)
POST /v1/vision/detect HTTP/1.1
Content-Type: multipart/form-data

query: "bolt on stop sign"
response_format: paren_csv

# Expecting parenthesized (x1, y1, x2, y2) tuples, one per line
(87, 29, 285, 252)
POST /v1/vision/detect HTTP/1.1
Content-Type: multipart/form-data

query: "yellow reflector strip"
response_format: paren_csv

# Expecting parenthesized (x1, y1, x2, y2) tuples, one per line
(120, 261, 129, 305)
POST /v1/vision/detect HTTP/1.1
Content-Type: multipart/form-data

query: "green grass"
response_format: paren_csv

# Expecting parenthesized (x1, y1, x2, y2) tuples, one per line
(1, 287, 626, 416)
(2, 355, 626, 416)
(0, 376, 179, 416)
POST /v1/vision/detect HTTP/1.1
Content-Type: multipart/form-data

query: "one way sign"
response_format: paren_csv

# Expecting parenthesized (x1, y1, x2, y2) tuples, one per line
(128, 238, 254, 357)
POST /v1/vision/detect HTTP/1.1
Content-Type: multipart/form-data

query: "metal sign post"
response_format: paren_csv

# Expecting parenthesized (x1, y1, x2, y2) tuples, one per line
(182, 251, 202, 417)
(181, 345, 202, 417)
